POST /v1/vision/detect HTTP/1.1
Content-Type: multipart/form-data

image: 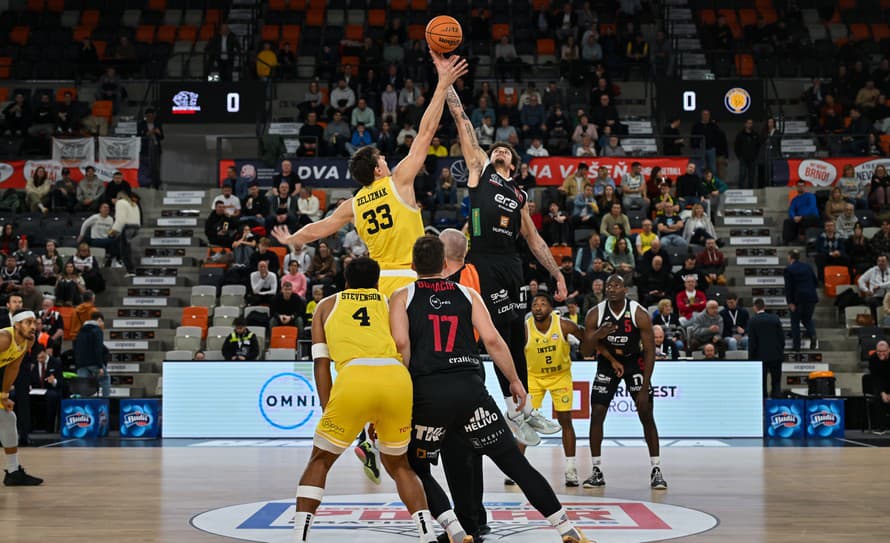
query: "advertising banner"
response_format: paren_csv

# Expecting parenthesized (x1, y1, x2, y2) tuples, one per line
(764, 398, 806, 439)
(52, 137, 95, 167)
(0, 160, 138, 189)
(162, 361, 763, 438)
(60, 398, 109, 439)
(528, 157, 691, 186)
(806, 398, 845, 438)
(120, 398, 162, 438)
(98, 137, 141, 169)
(773, 157, 890, 187)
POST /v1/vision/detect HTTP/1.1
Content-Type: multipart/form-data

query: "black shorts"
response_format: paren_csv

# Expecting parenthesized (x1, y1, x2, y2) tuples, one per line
(409, 374, 515, 464)
(590, 358, 653, 407)
(467, 253, 524, 326)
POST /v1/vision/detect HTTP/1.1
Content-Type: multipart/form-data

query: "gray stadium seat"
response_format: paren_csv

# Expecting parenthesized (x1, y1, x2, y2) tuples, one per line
(191, 286, 217, 308)
(174, 326, 203, 352)
(166, 350, 194, 360)
(203, 350, 224, 360)
(220, 285, 247, 307)
(266, 348, 296, 360)
(213, 306, 241, 327)
(206, 326, 231, 351)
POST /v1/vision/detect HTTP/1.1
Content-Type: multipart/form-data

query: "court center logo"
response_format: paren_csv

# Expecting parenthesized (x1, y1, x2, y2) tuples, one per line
(258, 373, 319, 430)
(724, 87, 751, 114)
(191, 493, 717, 542)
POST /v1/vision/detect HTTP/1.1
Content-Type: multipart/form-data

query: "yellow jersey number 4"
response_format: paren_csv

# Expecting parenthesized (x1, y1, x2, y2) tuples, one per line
(362, 204, 394, 235)
(352, 306, 371, 326)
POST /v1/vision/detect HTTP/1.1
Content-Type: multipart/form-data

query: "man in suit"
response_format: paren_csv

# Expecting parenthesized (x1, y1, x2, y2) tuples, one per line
(748, 298, 786, 398)
(28, 348, 63, 432)
(206, 23, 241, 81)
(783, 249, 818, 351)
(137, 108, 163, 189)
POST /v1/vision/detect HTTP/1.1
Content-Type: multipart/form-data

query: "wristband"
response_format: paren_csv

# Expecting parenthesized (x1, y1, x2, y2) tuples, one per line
(311, 343, 330, 360)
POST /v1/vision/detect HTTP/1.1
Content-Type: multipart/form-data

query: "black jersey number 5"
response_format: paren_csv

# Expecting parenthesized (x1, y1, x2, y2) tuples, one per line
(362, 204, 394, 235)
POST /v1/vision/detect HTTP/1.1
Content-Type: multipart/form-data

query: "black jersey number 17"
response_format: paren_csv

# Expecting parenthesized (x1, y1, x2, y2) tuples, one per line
(362, 204, 394, 235)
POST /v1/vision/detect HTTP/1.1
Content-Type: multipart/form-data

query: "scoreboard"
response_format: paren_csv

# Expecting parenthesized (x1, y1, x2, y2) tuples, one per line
(657, 80, 766, 122)
(159, 82, 263, 123)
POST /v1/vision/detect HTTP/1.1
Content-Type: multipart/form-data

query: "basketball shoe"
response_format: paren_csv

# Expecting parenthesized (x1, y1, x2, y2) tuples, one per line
(582, 466, 605, 488)
(506, 413, 541, 446)
(526, 409, 561, 435)
(3, 467, 43, 486)
(565, 466, 579, 487)
(562, 535, 595, 542)
(353, 440, 381, 484)
(650, 466, 668, 490)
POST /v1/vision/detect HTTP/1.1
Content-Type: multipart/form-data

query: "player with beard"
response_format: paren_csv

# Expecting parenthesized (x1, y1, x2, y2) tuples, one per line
(581, 275, 667, 490)
(390, 236, 594, 543)
(0, 310, 42, 486)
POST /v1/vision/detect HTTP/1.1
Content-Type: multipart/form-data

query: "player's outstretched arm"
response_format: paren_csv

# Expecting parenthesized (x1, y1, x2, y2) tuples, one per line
(388, 287, 412, 367)
(271, 197, 354, 249)
(311, 296, 336, 409)
(392, 53, 468, 191)
(468, 289, 527, 408)
(520, 206, 567, 301)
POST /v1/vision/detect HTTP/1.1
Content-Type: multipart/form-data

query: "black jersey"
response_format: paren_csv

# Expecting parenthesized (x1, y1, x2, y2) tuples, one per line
(405, 278, 481, 378)
(595, 299, 644, 362)
(468, 161, 527, 255)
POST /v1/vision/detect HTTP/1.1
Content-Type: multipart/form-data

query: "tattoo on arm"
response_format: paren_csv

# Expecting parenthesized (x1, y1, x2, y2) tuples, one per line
(530, 235, 562, 278)
(446, 87, 485, 164)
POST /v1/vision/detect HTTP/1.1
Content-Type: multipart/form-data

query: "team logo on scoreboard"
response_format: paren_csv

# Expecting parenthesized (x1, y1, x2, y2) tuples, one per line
(724, 88, 751, 114)
(191, 493, 718, 542)
(172, 91, 201, 115)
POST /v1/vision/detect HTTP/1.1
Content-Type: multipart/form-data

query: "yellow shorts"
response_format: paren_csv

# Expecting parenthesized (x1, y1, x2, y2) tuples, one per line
(377, 270, 418, 298)
(528, 371, 574, 412)
(315, 359, 413, 455)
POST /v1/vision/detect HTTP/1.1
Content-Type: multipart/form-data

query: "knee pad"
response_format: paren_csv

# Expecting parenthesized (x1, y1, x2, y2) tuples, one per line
(0, 409, 18, 448)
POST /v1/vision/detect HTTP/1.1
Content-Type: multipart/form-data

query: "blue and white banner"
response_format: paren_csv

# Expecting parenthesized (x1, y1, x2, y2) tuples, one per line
(162, 361, 763, 438)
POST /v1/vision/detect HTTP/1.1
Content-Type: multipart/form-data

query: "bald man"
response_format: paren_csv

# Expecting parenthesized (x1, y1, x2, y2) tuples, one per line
(688, 300, 727, 358)
(440, 228, 480, 292)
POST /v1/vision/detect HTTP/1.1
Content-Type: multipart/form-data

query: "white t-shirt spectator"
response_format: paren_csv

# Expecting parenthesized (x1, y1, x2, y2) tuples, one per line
(526, 143, 550, 157)
(212, 193, 242, 216)
(297, 193, 322, 222)
(250, 270, 278, 296)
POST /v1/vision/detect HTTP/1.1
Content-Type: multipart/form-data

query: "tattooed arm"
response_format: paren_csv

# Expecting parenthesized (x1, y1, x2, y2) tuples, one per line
(443, 85, 489, 188)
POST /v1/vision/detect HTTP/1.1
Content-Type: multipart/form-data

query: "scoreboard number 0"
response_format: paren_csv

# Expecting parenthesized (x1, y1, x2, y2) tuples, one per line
(226, 92, 240, 113)
(682, 91, 696, 111)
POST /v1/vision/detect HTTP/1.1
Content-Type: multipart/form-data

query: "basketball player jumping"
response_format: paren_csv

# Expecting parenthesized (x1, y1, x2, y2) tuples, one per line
(435, 52, 565, 444)
(293, 257, 440, 543)
(272, 52, 468, 483)
(1, 311, 43, 486)
(581, 275, 667, 490)
(525, 293, 584, 487)
(390, 236, 594, 543)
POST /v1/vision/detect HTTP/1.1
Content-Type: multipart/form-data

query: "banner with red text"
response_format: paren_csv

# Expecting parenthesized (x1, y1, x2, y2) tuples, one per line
(774, 157, 890, 187)
(528, 157, 691, 186)
(0, 160, 137, 189)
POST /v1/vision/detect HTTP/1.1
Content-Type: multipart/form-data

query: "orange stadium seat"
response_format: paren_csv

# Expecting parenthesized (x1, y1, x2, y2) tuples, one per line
(268, 0, 286, 10)
(408, 24, 425, 41)
(10, 27, 30, 46)
(755, 0, 773, 8)
(729, 22, 743, 39)
(758, 8, 778, 24)
(838, 0, 856, 9)
(850, 24, 870, 41)
(0, 60, 10, 80)
(306, 9, 324, 27)
(156, 25, 177, 43)
(288, 0, 307, 10)
(883, 0, 890, 9)
(94, 40, 106, 58)
(26, 0, 44, 12)
(717, 9, 737, 24)
(368, 10, 386, 27)
(880, 134, 890, 155)
(308, 0, 326, 9)
(492, 23, 510, 41)
(281, 25, 301, 43)
(182, 306, 209, 338)
(871, 24, 890, 41)
(148, 0, 167, 11)
(270, 326, 299, 349)
(0, 88, 9, 101)
(199, 24, 216, 41)
(699, 9, 716, 25)
(55, 87, 77, 101)
(92, 100, 113, 121)
(498, 84, 518, 105)
(598, 23, 616, 35)
(73, 25, 92, 41)
(739, 9, 757, 27)
(410, 0, 428, 10)
(345, 24, 363, 41)
(47, 0, 64, 12)
(205, 10, 221, 25)
(58, 306, 75, 340)
(136, 25, 156, 43)
(312, 189, 327, 212)
(536, 38, 555, 55)
(268, 246, 288, 271)
(390, 0, 409, 11)
(178, 25, 197, 42)
(735, 54, 754, 76)
(81, 10, 99, 28)
(549, 246, 572, 262)
(824, 266, 850, 297)
(262, 25, 280, 42)
(340, 56, 359, 68)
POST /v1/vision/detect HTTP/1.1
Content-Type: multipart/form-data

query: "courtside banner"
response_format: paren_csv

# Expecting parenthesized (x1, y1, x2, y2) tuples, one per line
(162, 360, 762, 438)
(0, 160, 137, 189)
(774, 157, 890, 187)
(528, 157, 690, 186)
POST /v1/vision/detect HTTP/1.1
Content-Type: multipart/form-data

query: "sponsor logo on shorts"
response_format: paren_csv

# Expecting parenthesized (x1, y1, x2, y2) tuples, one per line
(595, 373, 611, 384)
(320, 418, 345, 435)
(490, 289, 510, 304)
(415, 448, 439, 461)
(414, 424, 445, 442)
(190, 493, 718, 542)
(464, 407, 500, 432)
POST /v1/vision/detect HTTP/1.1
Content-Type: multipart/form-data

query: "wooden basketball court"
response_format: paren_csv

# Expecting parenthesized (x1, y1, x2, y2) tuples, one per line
(2, 440, 887, 542)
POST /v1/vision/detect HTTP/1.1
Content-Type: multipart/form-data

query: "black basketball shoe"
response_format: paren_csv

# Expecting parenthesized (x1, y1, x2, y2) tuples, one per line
(4, 467, 43, 486)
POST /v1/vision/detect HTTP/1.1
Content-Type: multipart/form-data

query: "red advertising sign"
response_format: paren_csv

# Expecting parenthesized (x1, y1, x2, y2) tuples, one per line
(528, 157, 691, 186)
(775, 157, 890, 187)
(0, 160, 137, 190)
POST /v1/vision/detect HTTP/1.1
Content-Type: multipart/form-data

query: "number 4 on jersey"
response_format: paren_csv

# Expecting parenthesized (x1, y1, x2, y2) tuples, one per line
(352, 307, 371, 326)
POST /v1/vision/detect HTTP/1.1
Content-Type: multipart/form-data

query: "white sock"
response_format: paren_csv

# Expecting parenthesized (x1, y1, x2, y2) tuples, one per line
(436, 510, 467, 541)
(504, 395, 534, 419)
(591, 456, 601, 466)
(292, 512, 313, 542)
(412, 510, 437, 543)
(565, 457, 576, 470)
(6, 453, 18, 472)
(651, 456, 661, 467)
(546, 508, 582, 538)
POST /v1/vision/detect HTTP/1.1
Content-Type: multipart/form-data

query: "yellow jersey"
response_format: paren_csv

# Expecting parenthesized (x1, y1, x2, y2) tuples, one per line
(0, 327, 27, 368)
(352, 176, 423, 270)
(324, 288, 401, 371)
(524, 312, 571, 377)
(637, 230, 657, 254)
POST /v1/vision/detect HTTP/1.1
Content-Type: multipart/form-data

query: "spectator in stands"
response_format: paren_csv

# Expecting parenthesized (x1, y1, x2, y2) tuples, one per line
(36, 241, 64, 287)
(784, 249, 819, 351)
(624, 33, 649, 78)
(783, 181, 821, 244)
(590, 166, 614, 197)
(96, 67, 125, 115)
(525, 137, 549, 158)
(575, 134, 597, 157)
(560, 162, 589, 203)
(495, 116, 518, 145)
(435, 168, 457, 207)
(824, 187, 846, 221)
(581, 278, 605, 317)
(815, 219, 849, 281)
(637, 255, 672, 306)
(560, 36, 581, 82)
(734, 119, 761, 190)
(268, 180, 299, 218)
(621, 162, 649, 217)
(137, 108, 164, 188)
(575, 233, 604, 276)
(675, 162, 706, 211)
(651, 30, 672, 77)
(689, 300, 727, 358)
(571, 114, 598, 147)
(543, 202, 571, 246)
(469, 96, 494, 129)
(396, 122, 417, 146)
(2, 93, 30, 136)
(0, 254, 22, 293)
(298, 112, 324, 157)
(54, 262, 84, 306)
(581, 30, 604, 65)
(18, 277, 40, 313)
(428, 137, 448, 158)
(603, 222, 628, 256)
(297, 187, 322, 223)
(634, 219, 657, 256)
(207, 24, 241, 81)
(515, 163, 537, 202)
(519, 95, 547, 140)
(398, 78, 421, 117)
(77, 37, 99, 79)
(554, 257, 583, 301)
(495, 35, 523, 82)
(222, 317, 259, 361)
(652, 298, 683, 347)
(25, 167, 51, 214)
(271, 279, 306, 332)
(240, 181, 270, 226)
(299, 81, 326, 120)
(248, 260, 278, 306)
(691, 109, 725, 175)
(843, 107, 871, 155)
(231, 224, 257, 268)
(601, 134, 626, 156)
(109, 191, 140, 276)
(248, 238, 279, 274)
(351, 98, 375, 129)
(701, 343, 719, 360)
(103, 171, 132, 208)
(380, 83, 399, 124)
(13, 237, 38, 281)
(868, 165, 890, 211)
(39, 297, 63, 353)
(836, 203, 857, 239)
(205, 201, 237, 248)
(663, 117, 684, 156)
(255, 42, 278, 81)
(572, 184, 599, 230)
(599, 202, 630, 238)
(653, 324, 680, 360)
(653, 179, 679, 217)
(50, 168, 77, 212)
(73, 311, 109, 396)
(703, 168, 727, 220)
(590, 94, 620, 133)
(307, 241, 336, 292)
(748, 298, 785, 397)
(71, 243, 104, 293)
(346, 123, 374, 155)
(683, 203, 717, 246)
(696, 238, 726, 286)
(28, 93, 55, 139)
(77, 166, 105, 212)
(77, 202, 114, 255)
(330, 79, 356, 118)
(280, 259, 308, 297)
(656, 205, 687, 256)
(608, 238, 636, 285)
(858, 255, 890, 323)
(868, 340, 890, 427)
(377, 120, 397, 155)
(277, 42, 297, 79)
(322, 111, 351, 157)
(267, 207, 308, 243)
(554, 2, 579, 41)
(856, 80, 881, 112)
(720, 294, 749, 351)
(676, 275, 707, 327)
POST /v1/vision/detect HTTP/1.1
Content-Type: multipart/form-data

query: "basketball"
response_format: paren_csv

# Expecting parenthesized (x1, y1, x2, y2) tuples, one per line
(425, 15, 463, 53)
